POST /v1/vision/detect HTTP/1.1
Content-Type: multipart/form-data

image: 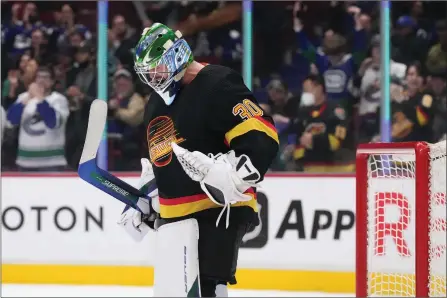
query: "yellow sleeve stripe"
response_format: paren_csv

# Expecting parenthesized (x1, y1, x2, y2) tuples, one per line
(328, 134, 341, 151)
(293, 146, 305, 160)
(225, 117, 279, 145)
(416, 106, 429, 126)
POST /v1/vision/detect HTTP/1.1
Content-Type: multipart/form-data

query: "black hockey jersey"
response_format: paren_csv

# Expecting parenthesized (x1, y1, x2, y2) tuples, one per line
(144, 65, 279, 220)
(391, 92, 435, 142)
(291, 101, 349, 165)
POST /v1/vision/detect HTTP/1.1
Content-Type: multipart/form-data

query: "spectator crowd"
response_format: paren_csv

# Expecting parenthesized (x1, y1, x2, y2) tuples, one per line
(1, 1, 446, 173)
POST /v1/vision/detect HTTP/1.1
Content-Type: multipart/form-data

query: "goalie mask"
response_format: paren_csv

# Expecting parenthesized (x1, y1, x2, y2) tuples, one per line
(134, 23, 193, 105)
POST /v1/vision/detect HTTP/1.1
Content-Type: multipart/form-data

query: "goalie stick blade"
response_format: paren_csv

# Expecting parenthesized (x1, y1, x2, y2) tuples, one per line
(79, 99, 107, 164)
(77, 99, 156, 212)
(78, 159, 156, 212)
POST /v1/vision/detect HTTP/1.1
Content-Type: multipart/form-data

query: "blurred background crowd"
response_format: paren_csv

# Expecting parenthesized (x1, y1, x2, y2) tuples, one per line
(1, 1, 446, 173)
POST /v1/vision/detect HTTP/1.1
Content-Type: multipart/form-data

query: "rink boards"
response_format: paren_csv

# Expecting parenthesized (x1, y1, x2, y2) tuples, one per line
(1, 173, 357, 293)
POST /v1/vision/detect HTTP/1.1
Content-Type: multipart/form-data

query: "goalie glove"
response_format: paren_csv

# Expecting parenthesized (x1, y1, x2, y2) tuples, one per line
(171, 143, 260, 228)
(117, 158, 160, 241)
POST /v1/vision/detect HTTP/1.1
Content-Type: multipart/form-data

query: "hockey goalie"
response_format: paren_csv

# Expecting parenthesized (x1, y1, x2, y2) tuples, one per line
(117, 23, 279, 297)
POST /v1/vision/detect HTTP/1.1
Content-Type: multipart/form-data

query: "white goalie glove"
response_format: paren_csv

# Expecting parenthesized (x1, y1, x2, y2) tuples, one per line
(171, 143, 260, 228)
(117, 158, 160, 241)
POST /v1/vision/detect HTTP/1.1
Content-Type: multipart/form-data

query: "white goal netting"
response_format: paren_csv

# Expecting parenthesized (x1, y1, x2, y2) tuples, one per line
(366, 141, 446, 297)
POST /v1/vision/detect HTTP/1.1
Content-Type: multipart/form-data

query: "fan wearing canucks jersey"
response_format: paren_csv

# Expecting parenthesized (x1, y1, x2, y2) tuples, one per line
(7, 67, 70, 171)
(117, 23, 278, 297)
(293, 2, 367, 111)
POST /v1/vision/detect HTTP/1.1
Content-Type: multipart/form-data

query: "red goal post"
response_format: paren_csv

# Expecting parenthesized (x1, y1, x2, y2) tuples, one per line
(356, 141, 446, 297)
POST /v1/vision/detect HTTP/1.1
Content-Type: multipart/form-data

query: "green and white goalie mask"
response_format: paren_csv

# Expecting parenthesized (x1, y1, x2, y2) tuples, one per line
(134, 23, 193, 105)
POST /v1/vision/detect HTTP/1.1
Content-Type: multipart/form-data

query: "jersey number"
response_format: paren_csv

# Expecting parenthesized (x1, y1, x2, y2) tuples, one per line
(232, 99, 263, 120)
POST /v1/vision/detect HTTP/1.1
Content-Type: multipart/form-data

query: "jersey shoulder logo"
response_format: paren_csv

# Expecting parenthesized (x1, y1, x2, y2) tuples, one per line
(147, 116, 185, 167)
(422, 94, 433, 108)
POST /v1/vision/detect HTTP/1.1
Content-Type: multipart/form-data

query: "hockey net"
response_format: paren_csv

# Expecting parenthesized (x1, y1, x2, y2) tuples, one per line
(356, 141, 446, 297)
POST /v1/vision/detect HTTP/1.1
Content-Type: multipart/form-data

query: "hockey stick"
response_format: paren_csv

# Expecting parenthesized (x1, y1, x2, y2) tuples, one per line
(77, 99, 156, 213)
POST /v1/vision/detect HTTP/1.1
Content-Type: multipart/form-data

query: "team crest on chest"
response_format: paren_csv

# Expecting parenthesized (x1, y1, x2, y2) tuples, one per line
(305, 122, 327, 135)
(147, 116, 185, 167)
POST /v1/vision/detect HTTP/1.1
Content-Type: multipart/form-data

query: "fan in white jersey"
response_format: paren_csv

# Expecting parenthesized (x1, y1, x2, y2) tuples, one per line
(6, 66, 70, 171)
